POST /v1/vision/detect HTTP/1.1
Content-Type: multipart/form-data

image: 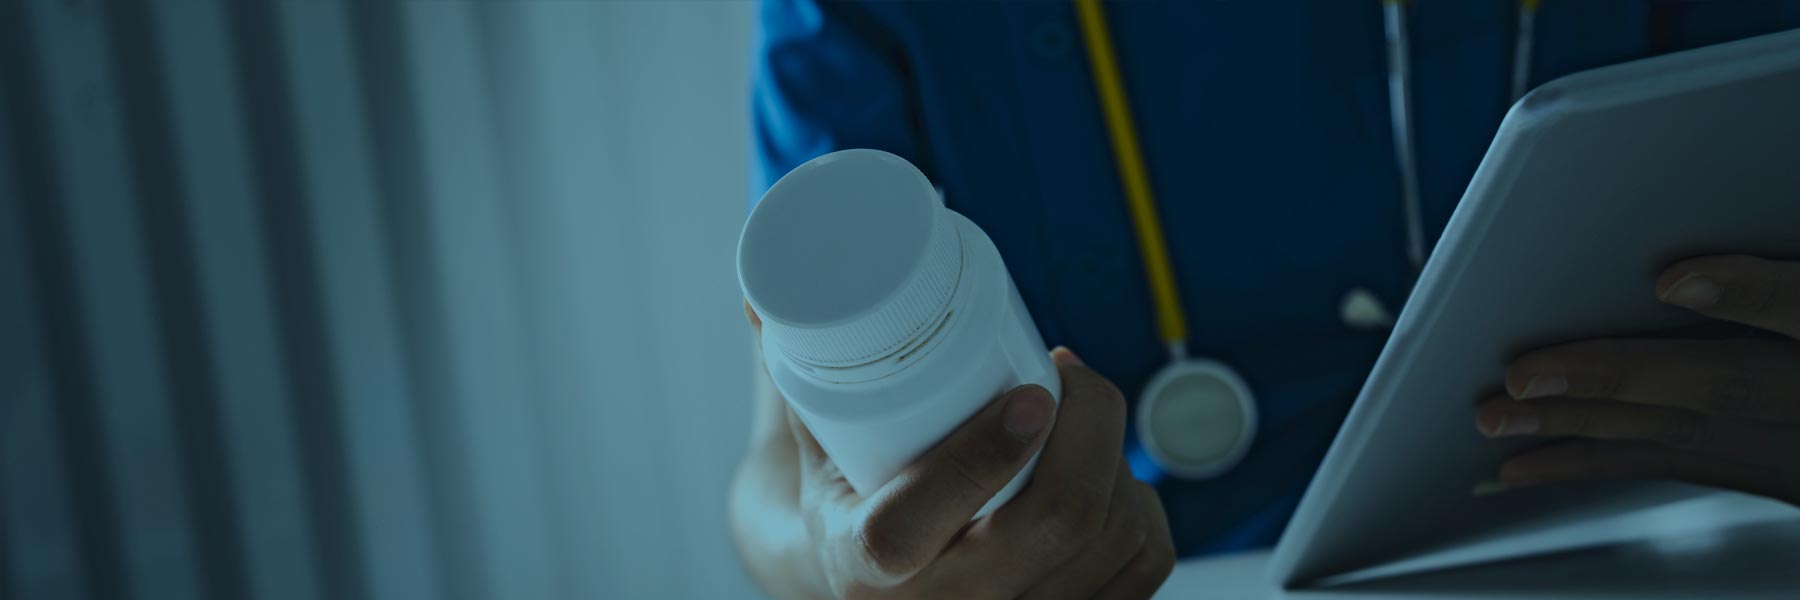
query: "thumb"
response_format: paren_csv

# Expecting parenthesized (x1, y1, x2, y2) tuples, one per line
(1657, 255, 1800, 339)
(851, 384, 1056, 580)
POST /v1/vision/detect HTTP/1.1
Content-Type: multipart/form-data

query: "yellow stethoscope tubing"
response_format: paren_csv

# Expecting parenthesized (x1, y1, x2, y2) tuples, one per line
(1073, 0, 1190, 362)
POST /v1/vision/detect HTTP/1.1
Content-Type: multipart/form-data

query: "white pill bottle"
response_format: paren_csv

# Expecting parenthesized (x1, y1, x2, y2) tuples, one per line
(738, 149, 1063, 517)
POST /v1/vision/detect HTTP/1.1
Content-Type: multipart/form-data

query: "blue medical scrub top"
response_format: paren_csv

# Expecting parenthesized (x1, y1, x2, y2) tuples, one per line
(749, 0, 1800, 558)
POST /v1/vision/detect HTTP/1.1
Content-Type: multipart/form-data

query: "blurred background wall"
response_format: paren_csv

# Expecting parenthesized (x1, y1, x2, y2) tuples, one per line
(0, 1, 760, 599)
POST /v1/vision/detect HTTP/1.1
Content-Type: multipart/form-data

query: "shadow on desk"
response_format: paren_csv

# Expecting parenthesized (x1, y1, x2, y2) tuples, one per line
(1159, 495, 1800, 599)
(1323, 518, 1800, 598)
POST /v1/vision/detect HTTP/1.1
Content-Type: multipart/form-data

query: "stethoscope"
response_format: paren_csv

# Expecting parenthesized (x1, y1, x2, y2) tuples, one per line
(1072, 0, 1541, 480)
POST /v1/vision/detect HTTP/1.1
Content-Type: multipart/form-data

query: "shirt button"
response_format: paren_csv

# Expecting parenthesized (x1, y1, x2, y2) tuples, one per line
(1030, 21, 1074, 61)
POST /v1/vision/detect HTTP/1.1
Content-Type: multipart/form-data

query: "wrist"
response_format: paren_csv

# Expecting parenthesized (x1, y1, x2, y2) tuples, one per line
(730, 439, 830, 599)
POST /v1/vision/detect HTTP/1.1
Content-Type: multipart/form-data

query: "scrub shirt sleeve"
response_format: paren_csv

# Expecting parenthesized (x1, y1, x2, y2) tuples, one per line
(752, 0, 925, 205)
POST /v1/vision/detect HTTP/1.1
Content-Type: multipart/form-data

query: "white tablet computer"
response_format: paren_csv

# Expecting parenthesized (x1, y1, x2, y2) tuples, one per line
(1268, 27, 1800, 587)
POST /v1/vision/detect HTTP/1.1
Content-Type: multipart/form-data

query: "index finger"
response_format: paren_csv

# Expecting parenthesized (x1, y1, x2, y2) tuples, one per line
(1656, 255, 1800, 340)
(1505, 338, 1800, 422)
(851, 384, 1057, 580)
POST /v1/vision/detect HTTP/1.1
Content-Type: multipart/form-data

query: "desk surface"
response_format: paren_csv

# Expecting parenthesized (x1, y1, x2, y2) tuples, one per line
(1157, 493, 1800, 599)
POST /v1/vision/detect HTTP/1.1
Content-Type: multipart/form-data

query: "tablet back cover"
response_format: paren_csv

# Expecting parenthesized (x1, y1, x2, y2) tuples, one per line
(1269, 28, 1800, 587)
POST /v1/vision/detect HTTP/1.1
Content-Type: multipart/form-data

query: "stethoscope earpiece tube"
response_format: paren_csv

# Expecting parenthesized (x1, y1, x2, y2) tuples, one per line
(1383, 0, 1427, 273)
(1385, 0, 1542, 274)
(1513, 0, 1541, 102)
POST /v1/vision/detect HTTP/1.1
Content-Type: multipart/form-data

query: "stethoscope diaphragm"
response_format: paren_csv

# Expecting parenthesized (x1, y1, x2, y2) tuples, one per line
(1137, 358, 1259, 479)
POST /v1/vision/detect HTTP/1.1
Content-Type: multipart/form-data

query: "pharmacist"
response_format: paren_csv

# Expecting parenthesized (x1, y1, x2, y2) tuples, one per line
(728, 2, 1800, 598)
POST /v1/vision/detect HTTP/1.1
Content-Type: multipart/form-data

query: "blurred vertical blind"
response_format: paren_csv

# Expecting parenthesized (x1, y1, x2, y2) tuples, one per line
(0, 1, 758, 599)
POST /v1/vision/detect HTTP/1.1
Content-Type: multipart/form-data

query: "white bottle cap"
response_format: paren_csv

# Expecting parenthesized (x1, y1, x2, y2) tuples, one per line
(737, 150, 964, 367)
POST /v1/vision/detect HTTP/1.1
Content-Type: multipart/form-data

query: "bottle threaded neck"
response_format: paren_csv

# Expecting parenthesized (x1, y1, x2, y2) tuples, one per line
(738, 149, 966, 368)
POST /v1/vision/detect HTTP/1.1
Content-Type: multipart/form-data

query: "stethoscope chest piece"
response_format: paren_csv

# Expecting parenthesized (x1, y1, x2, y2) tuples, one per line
(1137, 358, 1258, 480)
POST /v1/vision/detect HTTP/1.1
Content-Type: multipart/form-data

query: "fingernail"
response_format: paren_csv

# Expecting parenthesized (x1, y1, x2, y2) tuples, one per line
(1050, 346, 1085, 368)
(1002, 386, 1054, 440)
(1659, 273, 1722, 310)
(1481, 410, 1539, 437)
(1471, 480, 1508, 496)
(1516, 376, 1567, 400)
